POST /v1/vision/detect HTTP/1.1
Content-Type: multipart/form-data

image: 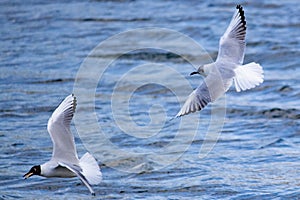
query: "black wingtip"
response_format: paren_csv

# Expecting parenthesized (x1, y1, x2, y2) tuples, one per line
(70, 94, 77, 112)
(236, 4, 246, 27)
(236, 5, 242, 9)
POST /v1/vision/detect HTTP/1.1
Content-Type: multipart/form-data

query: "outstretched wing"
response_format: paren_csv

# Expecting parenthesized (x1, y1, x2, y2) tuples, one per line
(58, 162, 95, 196)
(176, 82, 211, 117)
(176, 69, 228, 117)
(47, 94, 78, 164)
(216, 5, 247, 64)
(176, 65, 234, 117)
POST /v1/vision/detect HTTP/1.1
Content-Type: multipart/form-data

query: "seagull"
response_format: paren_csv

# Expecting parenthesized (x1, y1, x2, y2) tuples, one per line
(24, 94, 102, 195)
(176, 5, 264, 117)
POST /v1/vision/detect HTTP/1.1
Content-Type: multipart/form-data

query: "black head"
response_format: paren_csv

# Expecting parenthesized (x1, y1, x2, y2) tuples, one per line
(23, 165, 41, 179)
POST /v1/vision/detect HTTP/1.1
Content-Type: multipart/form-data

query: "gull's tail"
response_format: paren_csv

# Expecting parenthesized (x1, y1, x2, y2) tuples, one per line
(233, 62, 264, 92)
(79, 152, 102, 185)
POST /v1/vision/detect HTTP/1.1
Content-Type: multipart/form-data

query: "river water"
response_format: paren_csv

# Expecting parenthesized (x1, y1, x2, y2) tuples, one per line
(1, 0, 300, 199)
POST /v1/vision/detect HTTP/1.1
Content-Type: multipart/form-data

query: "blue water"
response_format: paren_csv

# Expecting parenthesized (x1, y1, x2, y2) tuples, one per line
(1, 0, 300, 199)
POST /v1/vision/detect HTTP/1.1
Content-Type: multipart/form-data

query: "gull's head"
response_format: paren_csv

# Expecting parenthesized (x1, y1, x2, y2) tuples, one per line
(23, 165, 41, 179)
(190, 65, 206, 77)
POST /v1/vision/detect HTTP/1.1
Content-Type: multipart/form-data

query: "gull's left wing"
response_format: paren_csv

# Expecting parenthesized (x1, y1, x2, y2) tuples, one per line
(47, 94, 78, 164)
(216, 5, 247, 64)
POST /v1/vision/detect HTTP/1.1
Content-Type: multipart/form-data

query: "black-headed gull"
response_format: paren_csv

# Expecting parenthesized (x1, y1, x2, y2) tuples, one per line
(176, 5, 264, 117)
(24, 94, 102, 195)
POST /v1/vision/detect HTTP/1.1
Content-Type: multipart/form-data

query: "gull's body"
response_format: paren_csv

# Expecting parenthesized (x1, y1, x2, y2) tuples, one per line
(24, 94, 102, 195)
(176, 5, 264, 117)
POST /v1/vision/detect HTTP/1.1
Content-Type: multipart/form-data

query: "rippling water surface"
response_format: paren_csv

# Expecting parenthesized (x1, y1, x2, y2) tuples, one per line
(1, 0, 300, 199)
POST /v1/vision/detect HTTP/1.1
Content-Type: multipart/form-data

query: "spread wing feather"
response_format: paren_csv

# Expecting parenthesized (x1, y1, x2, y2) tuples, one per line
(47, 94, 78, 164)
(217, 5, 247, 64)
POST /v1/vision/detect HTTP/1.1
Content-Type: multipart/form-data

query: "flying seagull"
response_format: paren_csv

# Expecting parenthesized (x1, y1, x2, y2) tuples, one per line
(24, 94, 102, 195)
(176, 5, 264, 117)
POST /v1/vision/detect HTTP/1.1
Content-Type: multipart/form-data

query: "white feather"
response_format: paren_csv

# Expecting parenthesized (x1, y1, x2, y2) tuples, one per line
(80, 152, 102, 185)
(234, 62, 264, 92)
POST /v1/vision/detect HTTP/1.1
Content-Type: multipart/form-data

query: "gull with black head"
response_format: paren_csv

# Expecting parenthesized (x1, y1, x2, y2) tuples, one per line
(24, 94, 102, 195)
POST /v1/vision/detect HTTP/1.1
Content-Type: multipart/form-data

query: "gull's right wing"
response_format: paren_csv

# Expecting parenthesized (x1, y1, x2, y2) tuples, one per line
(59, 162, 95, 196)
(176, 66, 230, 118)
(175, 82, 211, 117)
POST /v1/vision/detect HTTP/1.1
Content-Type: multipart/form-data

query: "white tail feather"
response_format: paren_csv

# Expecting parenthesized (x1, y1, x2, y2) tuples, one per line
(80, 152, 102, 185)
(233, 62, 264, 92)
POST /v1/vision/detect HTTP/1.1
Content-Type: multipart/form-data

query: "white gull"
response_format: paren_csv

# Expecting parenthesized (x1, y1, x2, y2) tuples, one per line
(176, 5, 264, 117)
(24, 94, 102, 195)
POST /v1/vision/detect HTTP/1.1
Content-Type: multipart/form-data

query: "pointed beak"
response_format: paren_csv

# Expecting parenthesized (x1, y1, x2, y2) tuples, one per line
(190, 71, 200, 76)
(23, 172, 34, 179)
